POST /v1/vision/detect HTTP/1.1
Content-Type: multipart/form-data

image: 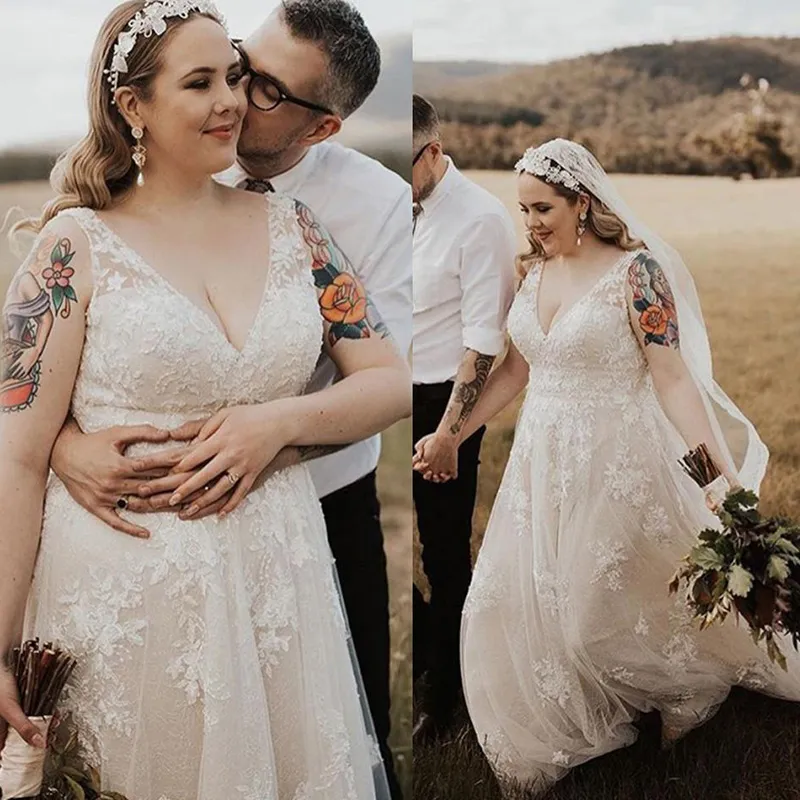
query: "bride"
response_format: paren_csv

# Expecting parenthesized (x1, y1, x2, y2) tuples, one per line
(413, 138, 800, 794)
(0, 2, 409, 798)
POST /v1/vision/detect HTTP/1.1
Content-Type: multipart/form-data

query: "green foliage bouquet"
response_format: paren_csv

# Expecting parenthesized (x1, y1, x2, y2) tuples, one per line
(669, 445, 800, 669)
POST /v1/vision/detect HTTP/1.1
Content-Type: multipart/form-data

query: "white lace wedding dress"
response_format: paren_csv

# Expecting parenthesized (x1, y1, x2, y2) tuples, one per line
(461, 249, 800, 793)
(23, 194, 382, 800)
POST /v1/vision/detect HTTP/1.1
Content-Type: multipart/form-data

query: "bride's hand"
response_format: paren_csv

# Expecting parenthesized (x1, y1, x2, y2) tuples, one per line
(412, 434, 435, 473)
(0, 664, 45, 750)
(413, 433, 456, 483)
(167, 404, 290, 516)
(704, 473, 743, 513)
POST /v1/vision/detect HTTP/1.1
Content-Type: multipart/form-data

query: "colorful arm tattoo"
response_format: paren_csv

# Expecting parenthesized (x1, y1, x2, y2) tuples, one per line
(627, 252, 680, 349)
(1, 236, 79, 412)
(447, 351, 495, 437)
(294, 200, 391, 348)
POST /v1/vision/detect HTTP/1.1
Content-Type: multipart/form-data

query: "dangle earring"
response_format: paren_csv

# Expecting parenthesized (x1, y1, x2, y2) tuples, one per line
(577, 209, 587, 247)
(131, 126, 147, 187)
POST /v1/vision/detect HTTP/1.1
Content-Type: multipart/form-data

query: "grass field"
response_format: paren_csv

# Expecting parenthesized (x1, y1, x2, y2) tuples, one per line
(414, 173, 800, 799)
(0, 182, 413, 797)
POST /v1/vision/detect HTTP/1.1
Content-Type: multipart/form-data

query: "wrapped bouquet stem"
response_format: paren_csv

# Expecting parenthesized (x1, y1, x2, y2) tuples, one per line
(0, 717, 53, 798)
(670, 444, 800, 670)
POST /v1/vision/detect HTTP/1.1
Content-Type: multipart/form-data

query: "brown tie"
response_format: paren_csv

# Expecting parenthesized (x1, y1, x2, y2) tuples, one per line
(239, 177, 275, 194)
(412, 202, 423, 235)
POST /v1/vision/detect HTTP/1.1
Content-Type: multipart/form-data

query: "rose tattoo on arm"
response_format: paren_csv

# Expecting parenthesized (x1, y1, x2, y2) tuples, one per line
(627, 252, 680, 349)
(295, 201, 391, 348)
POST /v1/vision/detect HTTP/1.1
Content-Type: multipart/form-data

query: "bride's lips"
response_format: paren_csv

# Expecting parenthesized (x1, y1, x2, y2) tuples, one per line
(204, 123, 237, 141)
(534, 230, 553, 243)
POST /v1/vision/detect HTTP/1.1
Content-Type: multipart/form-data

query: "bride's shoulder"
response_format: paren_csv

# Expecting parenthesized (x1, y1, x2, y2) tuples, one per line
(44, 208, 94, 247)
(11, 211, 95, 302)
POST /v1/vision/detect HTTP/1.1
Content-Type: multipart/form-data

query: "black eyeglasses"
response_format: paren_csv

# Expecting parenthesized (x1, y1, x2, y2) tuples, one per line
(231, 39, 336, 116)
(413, 142, 433, 166)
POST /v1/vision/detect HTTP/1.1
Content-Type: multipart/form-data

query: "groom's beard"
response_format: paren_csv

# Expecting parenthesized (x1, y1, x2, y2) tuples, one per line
(236, 116, 309, 176)
(413, 175, 436, 204)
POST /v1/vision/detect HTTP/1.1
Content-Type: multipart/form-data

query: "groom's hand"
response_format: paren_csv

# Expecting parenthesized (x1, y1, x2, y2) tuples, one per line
(50, 418, 171, 538)
(413, 432, 458, 482)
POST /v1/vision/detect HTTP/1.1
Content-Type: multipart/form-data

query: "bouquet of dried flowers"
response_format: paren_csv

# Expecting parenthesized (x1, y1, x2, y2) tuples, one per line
(0, 640, 129, 799)
(669, 444, 800, 670)
(0, 639, 75, 798)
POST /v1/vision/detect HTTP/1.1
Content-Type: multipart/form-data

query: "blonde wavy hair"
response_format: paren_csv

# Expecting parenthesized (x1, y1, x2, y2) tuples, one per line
(10, 1, 222, 242)
(516, 179, 645, 279)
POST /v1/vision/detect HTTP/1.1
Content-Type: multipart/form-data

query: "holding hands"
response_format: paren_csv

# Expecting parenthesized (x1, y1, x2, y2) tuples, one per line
(51, 405, 300, 536)
(413, 432, 459, 483)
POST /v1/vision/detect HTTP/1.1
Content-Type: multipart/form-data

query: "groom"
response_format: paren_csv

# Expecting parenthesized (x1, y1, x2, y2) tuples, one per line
(411, 95, 516, 737)
(48, 2, 410, 795)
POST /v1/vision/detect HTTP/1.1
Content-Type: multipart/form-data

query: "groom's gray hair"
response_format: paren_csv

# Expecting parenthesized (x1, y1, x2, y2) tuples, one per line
(279, 0, 381, 118)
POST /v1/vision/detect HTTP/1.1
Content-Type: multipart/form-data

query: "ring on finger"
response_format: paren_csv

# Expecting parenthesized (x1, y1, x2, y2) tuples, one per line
(116, 496, 129, 510)
(226, 470, 241, 486)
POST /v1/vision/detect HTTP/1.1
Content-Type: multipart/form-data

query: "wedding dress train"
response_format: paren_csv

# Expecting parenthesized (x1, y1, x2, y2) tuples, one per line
(23, 195, 382, 799)
(461, 250, 800, 792)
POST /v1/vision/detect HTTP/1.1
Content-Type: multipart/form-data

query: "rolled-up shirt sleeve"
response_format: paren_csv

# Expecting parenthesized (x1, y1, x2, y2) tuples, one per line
(458, 212, 518, 355)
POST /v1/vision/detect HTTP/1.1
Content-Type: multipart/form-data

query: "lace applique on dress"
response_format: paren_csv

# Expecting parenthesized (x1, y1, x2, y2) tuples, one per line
(25, 196, 379, 799)
(461, 248, 800, 789)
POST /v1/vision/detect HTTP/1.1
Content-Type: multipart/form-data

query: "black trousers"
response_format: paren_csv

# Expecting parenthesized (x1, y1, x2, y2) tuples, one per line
(320, 469, 401, 799)
(413, 381, 486, 719)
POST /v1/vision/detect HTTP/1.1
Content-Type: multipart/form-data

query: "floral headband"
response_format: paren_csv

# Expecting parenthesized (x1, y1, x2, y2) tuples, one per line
(514, 146, 582, 193)
(104, 0, 227, 105)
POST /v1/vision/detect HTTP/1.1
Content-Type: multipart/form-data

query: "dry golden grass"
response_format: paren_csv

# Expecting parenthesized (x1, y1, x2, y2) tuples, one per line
(0, 181, 412, 795)
(414, 172, 800, 799)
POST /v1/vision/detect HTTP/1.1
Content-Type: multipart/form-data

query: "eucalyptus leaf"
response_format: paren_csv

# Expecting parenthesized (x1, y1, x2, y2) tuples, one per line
(689, 545, 725, 571)
(775, 537, 799, 555)
(88, 765, 102, 792)
(728, 563, 754, 597)
(768, 555, 791, 582)
(64, 774, 87, 800)
(698, 528, 720, 544)
(62, 766, 87, 781)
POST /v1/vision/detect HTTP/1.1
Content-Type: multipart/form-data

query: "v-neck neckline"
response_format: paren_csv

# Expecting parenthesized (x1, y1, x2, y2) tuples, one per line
(533, 251, 631, 339)
(89, 203, 274, 357)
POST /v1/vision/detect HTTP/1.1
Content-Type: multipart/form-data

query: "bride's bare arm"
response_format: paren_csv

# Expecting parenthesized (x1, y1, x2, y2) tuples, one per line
(0, 217, 92, 746)
(164, 202, 411, 514)
(625, 251, 740, 487)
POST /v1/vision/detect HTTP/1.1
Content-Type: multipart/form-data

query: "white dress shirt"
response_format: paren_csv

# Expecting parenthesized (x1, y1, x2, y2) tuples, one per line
(219, 140, 412, 498)
(412, 158, 517, 384)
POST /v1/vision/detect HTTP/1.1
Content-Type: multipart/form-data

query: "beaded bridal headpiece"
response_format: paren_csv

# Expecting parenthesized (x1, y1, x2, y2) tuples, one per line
(105, 0, 227, 104)
(515, 141, 583, 193)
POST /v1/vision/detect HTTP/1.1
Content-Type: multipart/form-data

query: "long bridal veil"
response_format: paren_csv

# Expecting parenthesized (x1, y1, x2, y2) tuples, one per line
(518, 139, 768, 491)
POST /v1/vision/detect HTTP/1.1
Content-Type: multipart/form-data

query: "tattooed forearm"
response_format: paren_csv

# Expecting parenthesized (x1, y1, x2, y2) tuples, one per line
(627, 252, 679, 349)
(442, 350, 495, 437)
(297, 443, 349, 463)
(294, 200, 392, 348)
(1, 236, 79, 412)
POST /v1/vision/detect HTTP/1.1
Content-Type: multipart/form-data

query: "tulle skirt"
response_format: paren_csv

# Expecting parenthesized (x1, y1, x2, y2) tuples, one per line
(26, 463, 382, 800)
(462, 384, 800, 793)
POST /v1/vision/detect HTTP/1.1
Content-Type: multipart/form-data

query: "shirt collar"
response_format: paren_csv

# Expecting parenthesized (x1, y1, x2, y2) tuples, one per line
(421, 156, 460, 214)
(230, 145, 321, 195)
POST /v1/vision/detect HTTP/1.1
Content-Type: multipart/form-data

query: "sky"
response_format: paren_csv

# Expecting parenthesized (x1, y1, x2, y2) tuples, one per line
(0, 0, 409, 150)
(415, 0, 800, 63)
